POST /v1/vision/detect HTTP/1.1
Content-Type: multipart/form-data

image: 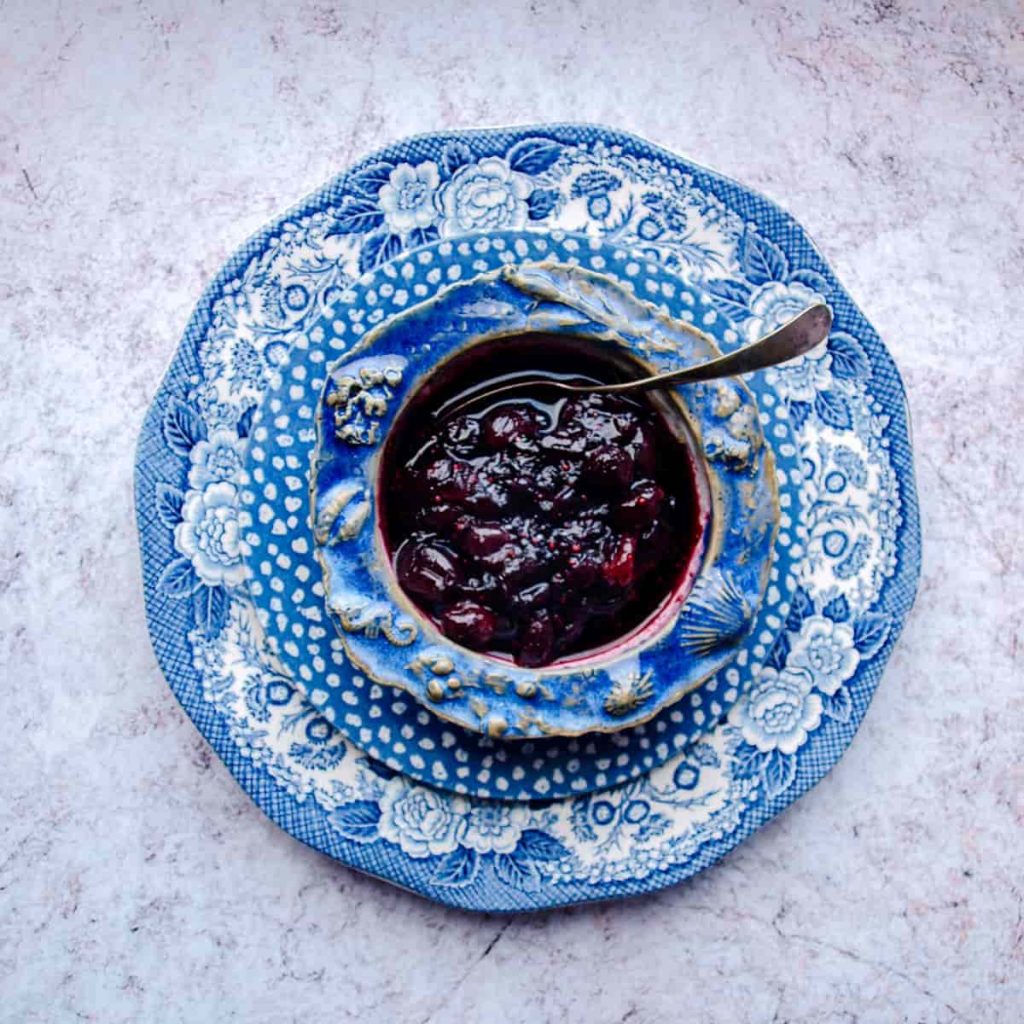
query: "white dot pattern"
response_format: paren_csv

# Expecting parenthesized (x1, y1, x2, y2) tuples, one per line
(239, 232, 805, 801)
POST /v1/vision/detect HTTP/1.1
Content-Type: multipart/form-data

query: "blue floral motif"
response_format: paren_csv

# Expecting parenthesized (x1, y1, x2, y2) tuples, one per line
(135, 125, 919, 911)
(439, 157, 532, 236)
(614, 187, 744, 277)
(689, 225, 852, 428)
(187, 428, 246, 489)
(368, 778, 538, 862)
(174, 481, 248, 587)
(377, 779, 467, 858)
(636, 215, 663, 240)
(570, 169, 622, 219)
(799, 430, 897, 610)
(734, 667, 822, 755)
(834, 447, 868, 487)
(220, 276, 250, 315)
(328, 781, 567, 890)
(788, 615, 860, 695)
(200, 331, 267, 398)
(462, 803, 530, 855)
(743, 281, 837, 408)
(570, 169, 622, 198)
(671, 739, 722, 793)
(194, 386, 242, 432)
(244, 676, 287, 722)
(377, 161, 441, 235)
(289, 721, 346, 772)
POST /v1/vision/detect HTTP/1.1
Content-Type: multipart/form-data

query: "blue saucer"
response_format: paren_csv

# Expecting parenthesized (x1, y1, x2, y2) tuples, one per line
(239, 231, 803, 798)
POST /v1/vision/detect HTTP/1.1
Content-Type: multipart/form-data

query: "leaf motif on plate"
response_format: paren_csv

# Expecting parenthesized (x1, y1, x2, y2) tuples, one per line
(431, 847, 479, 887)
(327, 801, 382, 843)
(163, 398, 206, 455)
(359, 230, 402, 274)
(822, 593, 851, 622)
(155, 482, 186, 528)
(852, 613, 891, 659)
(348, 161, 395, 199)
(236, 404, 256, 439)
(821, 687, 852, 723)
(527, 187, 560, 220)
(441, 140, 474, 176)
(814, 389, 852, 430)
(193, 583, 229, 637)
(507, 136, 563, 175)
(326, 198, 385, 237)
(704, 278, 754, 321)
(158, 556, 202, 598)
(739, 229, 788, 285)
(763, 749, 796, 798)
(829, 332, 871, 381)
(493, 850, 540, 890)
(515, 829, 569, 862)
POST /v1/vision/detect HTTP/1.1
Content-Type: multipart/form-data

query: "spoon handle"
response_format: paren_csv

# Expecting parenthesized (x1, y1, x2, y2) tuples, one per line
(432, 304, 833, 419)
(590, 303, 833, 395)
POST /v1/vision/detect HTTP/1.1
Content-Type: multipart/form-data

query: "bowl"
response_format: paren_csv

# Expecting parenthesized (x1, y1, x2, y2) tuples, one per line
(312, 261, 778, 738)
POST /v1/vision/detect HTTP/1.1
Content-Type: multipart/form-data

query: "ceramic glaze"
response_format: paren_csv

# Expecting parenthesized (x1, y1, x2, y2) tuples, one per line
(238, 233, 802, 801)
(135, 125, 920, 912)
(310, 261, 777, 739)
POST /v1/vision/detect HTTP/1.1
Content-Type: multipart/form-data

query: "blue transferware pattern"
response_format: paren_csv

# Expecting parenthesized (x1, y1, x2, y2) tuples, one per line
(308, 258, 776, 738)
(135, 125, 919, 911)
(240, 231, 803, 798)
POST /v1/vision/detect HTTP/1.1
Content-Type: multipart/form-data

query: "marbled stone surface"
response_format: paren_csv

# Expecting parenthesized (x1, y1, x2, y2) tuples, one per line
(1, 1, 1022, 1021)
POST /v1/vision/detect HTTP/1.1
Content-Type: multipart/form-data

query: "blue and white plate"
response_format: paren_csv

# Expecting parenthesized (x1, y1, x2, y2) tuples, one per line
(238, 231, 804, 800)
(135, 125, 920, 911)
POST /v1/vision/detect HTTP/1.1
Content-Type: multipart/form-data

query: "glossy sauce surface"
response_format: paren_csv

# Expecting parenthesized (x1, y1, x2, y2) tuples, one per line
(379, 336, 704, 667)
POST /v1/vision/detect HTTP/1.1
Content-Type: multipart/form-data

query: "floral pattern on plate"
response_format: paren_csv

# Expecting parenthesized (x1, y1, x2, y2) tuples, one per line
(135, 125, 919, 911)
(236, 231, 804, 799)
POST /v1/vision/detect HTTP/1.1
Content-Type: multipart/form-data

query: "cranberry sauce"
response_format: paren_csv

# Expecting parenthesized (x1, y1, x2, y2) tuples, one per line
(378, 335, 705, 668)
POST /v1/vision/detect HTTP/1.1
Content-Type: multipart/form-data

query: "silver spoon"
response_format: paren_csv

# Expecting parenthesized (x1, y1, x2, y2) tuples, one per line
(436, 303, 832, 418)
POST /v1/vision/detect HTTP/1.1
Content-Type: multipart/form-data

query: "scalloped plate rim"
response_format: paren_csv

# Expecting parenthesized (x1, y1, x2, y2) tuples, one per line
(134, 123, 921, 912)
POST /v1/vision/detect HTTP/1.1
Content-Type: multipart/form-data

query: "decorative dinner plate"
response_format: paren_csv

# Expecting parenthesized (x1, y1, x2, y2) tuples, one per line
(135, 125, 920, 911)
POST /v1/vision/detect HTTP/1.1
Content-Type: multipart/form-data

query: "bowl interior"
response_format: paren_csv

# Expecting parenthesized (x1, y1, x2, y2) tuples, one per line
(374, 330, 711, 670)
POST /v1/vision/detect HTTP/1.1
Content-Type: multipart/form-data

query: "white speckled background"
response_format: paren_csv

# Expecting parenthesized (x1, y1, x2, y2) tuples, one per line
(2, 1, 1022, 1021)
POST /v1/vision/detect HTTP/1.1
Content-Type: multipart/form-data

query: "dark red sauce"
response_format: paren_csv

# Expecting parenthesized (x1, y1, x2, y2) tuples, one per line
(379, 335, 705, 667)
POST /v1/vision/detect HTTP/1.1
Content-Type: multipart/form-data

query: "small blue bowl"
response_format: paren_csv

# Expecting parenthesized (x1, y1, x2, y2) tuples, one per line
(311, 260, 779, 738)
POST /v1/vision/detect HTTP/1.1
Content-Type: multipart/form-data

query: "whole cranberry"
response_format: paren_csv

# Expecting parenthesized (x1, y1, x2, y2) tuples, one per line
(458, 570, 505, 604)
(563, 557, 599, 590)
(457, 522, 513, 558)
(631, 422, 658, 474)
(518, 611, 555, 667)
(514, 581, 553, 611)
(583, 443, 634, 491)
(395, 541, 462, 603)
(462, 477, 511, 516)
(602, 535, 637, 589)
(482, 404, 542, 449)
(443, 415, 481, 454)
(441, 600, 498, 648)
(422, 457, 479, 505)
(419, 501, 465, 529)
(614, 481, 664, 529)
